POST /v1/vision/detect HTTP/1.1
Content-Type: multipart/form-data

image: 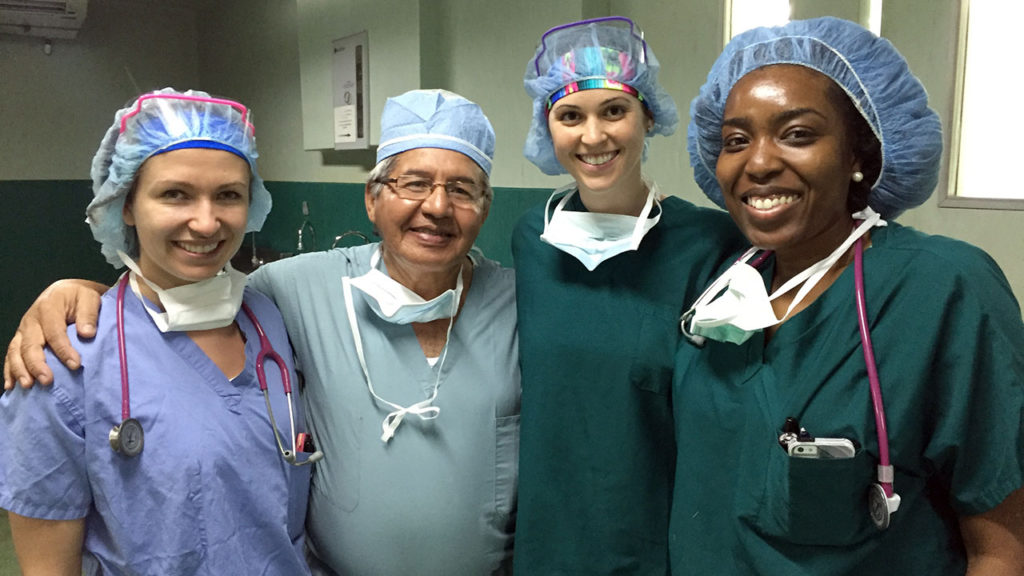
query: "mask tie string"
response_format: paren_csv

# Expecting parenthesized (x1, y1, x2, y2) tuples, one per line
(342, 269, 459, 442)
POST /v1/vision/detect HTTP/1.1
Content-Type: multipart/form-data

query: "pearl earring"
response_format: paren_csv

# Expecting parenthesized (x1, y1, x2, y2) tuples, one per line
(852, 171, 864, 183)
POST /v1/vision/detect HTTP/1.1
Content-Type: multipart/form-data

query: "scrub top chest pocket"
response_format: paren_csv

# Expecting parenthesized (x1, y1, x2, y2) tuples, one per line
(735, 404, 879, 547)
(728, 351, 882, 547)
(742, 445, 878, 546)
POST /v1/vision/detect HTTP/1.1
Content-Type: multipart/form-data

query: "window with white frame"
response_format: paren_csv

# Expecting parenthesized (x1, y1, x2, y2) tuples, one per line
(946, 0, 1024, 207)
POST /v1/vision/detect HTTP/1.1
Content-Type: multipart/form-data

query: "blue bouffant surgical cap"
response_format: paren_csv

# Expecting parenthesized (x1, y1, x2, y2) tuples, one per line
(87, 88, 272, 267)
(376, 89, 496, 175)
(688, 17, 943, 219)
(523, 16, 679, 175)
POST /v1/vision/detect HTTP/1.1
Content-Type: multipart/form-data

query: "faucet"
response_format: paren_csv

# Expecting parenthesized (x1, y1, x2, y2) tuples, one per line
(331, 230, 370, 249)
(296, 201, 317, 252)
(249, 232, 263, 269)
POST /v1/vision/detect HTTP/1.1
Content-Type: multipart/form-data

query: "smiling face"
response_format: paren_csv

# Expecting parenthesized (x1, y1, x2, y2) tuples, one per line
(547, 88, 652, 214)
(365, 147, 489, 284)
(123, 147, 250, 290)
(716, 65, 861, 266)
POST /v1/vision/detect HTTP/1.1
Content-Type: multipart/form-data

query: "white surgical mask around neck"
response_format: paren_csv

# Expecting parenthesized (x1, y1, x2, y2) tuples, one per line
(347, 247, 464, 324)
(118, 251, 246, 333)
(539, 180, 662, 271)
(682, 208, 886, 345)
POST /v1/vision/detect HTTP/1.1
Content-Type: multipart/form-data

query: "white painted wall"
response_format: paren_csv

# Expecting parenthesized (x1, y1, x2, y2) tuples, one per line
(0, 0, 199, 180)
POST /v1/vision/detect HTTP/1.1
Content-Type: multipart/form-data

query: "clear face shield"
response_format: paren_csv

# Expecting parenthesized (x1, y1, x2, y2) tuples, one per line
(117, 92, 256, 157)
(530, 16, 649, 106)
(523, 16, 678, 175)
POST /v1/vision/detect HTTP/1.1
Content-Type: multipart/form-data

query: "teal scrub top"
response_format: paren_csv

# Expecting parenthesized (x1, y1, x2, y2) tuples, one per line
(249, 243, 519, 575)
(512, 191, 744, 575)
(670, 224, 1024, 575)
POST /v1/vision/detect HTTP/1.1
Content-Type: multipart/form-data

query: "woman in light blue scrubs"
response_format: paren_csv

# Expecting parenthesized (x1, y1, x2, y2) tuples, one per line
(0, 89, 314, 575)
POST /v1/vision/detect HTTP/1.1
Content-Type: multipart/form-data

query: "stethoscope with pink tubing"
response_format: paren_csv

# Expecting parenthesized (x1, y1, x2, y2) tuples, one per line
(685, 233, 902, 530)
(109, 274, 323, 466)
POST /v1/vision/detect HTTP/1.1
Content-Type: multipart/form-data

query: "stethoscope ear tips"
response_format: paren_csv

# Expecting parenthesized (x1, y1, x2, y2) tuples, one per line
(282, 448, 324, 466)
(868, 483, 901, 530)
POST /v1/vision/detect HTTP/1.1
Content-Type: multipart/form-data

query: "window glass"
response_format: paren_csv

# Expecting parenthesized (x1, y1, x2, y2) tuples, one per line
(950, 0, 1024, 203)
(728, 0, 881, 39)
(728, 0, 790, 39)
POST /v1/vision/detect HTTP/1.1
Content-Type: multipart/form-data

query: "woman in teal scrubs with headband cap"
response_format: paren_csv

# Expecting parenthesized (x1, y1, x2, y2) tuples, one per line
(512, 16, 744, 574)
(0, 89, 314, 575)
(674, 17, 1024, 574)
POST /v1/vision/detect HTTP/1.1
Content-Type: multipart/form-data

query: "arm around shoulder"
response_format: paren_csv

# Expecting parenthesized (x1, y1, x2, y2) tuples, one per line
(4, 279, 107, 390)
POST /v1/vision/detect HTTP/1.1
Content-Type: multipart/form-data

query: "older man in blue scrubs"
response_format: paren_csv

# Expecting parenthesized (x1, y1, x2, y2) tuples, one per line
(5, 89, 519, 575)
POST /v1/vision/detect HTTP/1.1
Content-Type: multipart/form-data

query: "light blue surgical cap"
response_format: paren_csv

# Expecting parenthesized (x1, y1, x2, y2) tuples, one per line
(688, 17, 943, 219)
(376, 89, 496, 175)
(87, 87, 272, 267)
(523, 16, 679, 175)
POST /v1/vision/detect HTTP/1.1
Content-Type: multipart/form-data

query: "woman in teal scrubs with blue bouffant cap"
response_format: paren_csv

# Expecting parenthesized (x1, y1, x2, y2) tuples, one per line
(512, 16, 745, 575)
(675, 16, 1024, 574)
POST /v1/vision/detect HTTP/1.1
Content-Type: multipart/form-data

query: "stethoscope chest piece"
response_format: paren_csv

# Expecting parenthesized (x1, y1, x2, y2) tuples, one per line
(868, 482, 901, 530)
(109, 417, 144, 457)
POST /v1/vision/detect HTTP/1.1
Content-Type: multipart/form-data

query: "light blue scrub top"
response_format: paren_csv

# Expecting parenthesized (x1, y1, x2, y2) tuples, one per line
(248, 242, 519, 575)
(0, 286, 312, 575)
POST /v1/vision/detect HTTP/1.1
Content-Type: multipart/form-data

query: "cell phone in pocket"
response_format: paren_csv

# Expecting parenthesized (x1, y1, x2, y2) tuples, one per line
(787, 437, 856, 459)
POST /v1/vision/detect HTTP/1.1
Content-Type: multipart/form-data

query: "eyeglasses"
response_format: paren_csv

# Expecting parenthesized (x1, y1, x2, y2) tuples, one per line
(382, 174, 484, 208)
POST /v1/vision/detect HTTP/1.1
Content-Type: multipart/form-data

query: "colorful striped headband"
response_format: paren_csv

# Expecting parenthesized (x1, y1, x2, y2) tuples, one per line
(547, 78, 646, 110)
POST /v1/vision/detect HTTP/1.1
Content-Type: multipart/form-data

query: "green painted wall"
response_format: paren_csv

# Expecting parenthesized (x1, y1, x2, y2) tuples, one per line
(0, 181, 120, 346)
(257, 181, 551, 265)
(0, 179, 551, 344)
